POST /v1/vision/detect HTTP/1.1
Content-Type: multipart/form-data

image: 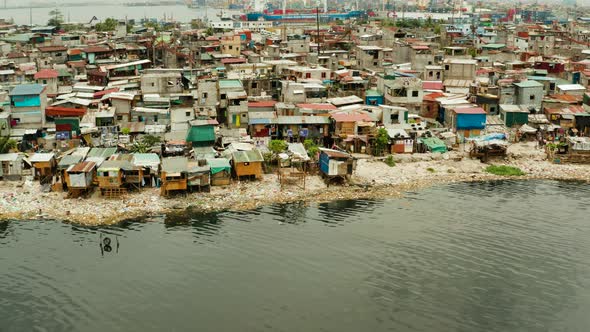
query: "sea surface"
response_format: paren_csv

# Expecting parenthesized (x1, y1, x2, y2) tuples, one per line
(1, 5, 228, 26)
(0, 5, 463, 26)
(1, 180, 590, 332)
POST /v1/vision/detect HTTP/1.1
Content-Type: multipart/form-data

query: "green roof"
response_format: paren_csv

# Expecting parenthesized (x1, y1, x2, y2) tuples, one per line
(57, 68, 72, 77)
(513, 81, 543, 88)
(186, 125, 215, 143)
(365, 89, 382, 97)
(87, 147, 118, 159)
(218, 79, 243, 89)
(1, 33, 35, 43)
(527, 76, 556, 81)
(207, 158, 231, 175)
(418, 137, 447, 153)
(58, 155, 83, 169)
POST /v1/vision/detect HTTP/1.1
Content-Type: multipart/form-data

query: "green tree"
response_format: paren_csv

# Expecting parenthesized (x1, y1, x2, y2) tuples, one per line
(121, 127, 131, 135)
(129, 140, 149, 153)
(374, 127, 389, 156)
(0, 136, 17, 153)
(95, 18, 117, 32)
(141, 134, 162, 147)
(303, 139, 319, 160)
(48, 9, 64, 28)
(269, 139, 288, 155)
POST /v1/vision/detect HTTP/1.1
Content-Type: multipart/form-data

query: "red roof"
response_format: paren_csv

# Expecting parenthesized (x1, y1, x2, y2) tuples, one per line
(568, 105, 585, 114)
(221, 58, 247, 64)
(422, 81, 444, 90)
(34, 69, 59, 79)
(248, 101, 277, 107)
(93, 88, 120, 98)
(6, 52, 27, 59)
(454, 107, 486, 114)
(83, 46, 111, 53)
(297, 103, 337, 111)
(45, 106, 87, 117)
(330, 112, 373, 122)
(37, 45, 67, 52)
(67, 60, 87, 68)
(423, 92, 445, 102)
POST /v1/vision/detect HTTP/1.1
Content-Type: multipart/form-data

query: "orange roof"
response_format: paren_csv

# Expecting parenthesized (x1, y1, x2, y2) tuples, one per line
(248, 101, 277, 107)
(34, 69, 59, 79)
(548, 94, 581, 103)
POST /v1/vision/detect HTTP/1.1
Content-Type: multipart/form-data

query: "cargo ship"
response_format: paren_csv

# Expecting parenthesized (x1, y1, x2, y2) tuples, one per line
(244, 10, 365, 22)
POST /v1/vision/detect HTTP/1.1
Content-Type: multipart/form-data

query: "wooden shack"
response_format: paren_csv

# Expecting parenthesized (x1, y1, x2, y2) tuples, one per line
(110, 154, 144, 190)
(207, 158, 231, 186)
(0, 153, 25, 180)
(231, 149, 264, 180)
(65, 161, 96, 197)
(57, 154, 84, 188)
(160, 157, 188, 196)
(318, 148, 355, 183)
(550, 136, 590, 164)
(96, 160, 129, 197)
(29, 153, 57, 184)
(187, 159, 211, 192)
(132, 153, 161, 187)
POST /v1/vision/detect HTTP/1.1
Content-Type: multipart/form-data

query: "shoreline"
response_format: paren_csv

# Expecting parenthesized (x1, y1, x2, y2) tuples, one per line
(2, 143, 589, 225)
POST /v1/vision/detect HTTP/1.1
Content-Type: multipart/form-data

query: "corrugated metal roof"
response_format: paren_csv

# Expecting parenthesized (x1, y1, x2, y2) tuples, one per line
(319, 148, 351, 159)
(232, 149, 264, 163)
(218, 79, 243, 89)
(9, 84, 44, 96)
(132, 153, 161, 167)
(162, 157, 189, 173)
(0, 153, 19, 162)
(97, 160, 132, 172)
(58, 155, 84, 169)
(87, 147, 117, 159)
(30, 153, 55, 162)
(67, 161, 96, 173)
(513, 81, 543, 88)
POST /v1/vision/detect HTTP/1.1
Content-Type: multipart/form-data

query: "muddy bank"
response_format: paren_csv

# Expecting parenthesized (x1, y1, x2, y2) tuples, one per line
(1, 142, 589, 225)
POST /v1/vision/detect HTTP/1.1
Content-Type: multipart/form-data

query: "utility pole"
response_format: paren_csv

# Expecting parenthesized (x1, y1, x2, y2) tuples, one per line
(316, 4, 320, 57)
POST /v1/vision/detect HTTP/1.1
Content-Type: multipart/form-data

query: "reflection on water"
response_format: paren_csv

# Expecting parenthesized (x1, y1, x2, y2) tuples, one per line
(1, 180, 590, 332)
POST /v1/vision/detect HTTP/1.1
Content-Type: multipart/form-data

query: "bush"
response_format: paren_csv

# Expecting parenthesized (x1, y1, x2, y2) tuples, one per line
(303, 139, 319, 160)
(374, 128, 389, 156)
(427, 167, 435, 173)
(121, 127, 131, 135)
(0, 137, 17, 153)
(384, 155, 396, 167)
(485, 165, 525, 176)
(269, 139, 288, 154)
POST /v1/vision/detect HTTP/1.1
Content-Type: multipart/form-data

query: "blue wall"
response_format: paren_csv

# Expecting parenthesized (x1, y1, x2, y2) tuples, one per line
(456, 113, 486, 130)
(366, 95, 384, 106)
(319, 152, 330, 175)
(11, 95, 41, 107)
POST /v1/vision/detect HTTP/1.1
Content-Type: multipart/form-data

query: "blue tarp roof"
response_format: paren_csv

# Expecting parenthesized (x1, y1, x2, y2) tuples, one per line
(9, 84, 44, 96)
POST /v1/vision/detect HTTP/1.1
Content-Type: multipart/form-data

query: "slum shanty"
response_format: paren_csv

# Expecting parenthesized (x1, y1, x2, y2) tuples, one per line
(2, 2, 590, 224)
